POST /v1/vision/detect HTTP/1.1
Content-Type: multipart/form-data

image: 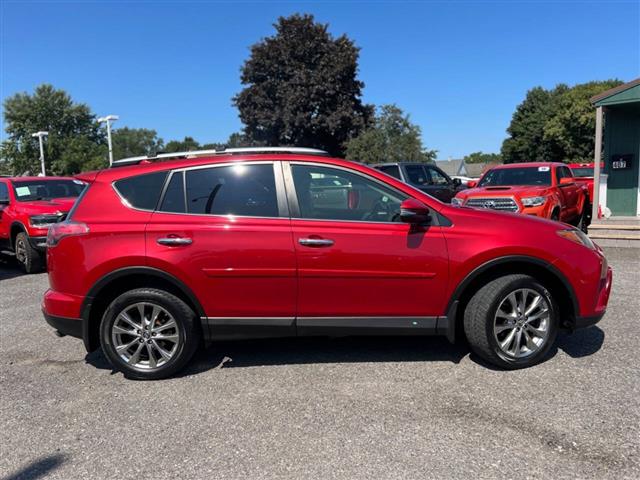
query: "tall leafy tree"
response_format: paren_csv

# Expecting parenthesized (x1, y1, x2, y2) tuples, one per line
(164, 136, 201, 153)
(112, 127, 164, 160)
(234, 14, 373, 156)
(501, 80, 622, 163)
(2, 84, 105, 175)
(463, 151, 502, 164)
(344, 105, 437, 164)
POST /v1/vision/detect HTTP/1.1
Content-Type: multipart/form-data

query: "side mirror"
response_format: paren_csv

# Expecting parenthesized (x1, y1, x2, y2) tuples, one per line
(400, 198, 431, 225)
(452, 178, 461, 187)
(559, 177, 574, 185)
(467, 180, 477, 188)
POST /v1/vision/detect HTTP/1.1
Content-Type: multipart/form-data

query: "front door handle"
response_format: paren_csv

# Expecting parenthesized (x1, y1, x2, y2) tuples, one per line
(298, 238, 334, 247)
(157, 237, 192, 246)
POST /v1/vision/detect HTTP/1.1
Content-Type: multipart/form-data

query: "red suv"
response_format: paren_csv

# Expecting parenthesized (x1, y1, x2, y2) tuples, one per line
(0, 176, 85, 272)
(42, 149, 612, 379)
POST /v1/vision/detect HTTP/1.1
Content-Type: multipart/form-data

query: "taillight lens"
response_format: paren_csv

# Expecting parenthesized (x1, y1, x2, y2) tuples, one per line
(47, 221, 89, 247)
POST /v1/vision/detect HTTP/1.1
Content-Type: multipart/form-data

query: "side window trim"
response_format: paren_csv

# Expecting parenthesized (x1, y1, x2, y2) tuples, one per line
(156, 161, 288, 219)
(283, 161, 409, 224)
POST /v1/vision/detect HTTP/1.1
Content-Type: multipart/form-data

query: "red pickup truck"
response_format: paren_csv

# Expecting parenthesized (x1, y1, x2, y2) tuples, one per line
(452, 162, 589, 231)
(0, 176, 85, 273)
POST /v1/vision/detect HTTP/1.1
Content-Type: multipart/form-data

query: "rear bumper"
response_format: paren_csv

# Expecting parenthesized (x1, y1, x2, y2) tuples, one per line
(572, 313, 605, 329)
(43, 310, 83, 339)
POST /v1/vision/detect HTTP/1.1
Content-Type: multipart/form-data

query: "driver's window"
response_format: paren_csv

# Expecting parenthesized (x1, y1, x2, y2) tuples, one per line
(427, 167, 449, 186)
(291, 164, 407, 222)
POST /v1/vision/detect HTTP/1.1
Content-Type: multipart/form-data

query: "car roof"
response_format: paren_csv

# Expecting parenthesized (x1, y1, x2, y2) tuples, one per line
(488, 162, 565, 170)
(94, 154, 364, 182)
(7, 176, 75, 181)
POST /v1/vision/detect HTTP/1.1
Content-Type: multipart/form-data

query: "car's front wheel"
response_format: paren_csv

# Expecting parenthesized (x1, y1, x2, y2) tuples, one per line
(100, 288, 201, 380)
(14, 232, 43, 273)
(463, 274, 558, 369)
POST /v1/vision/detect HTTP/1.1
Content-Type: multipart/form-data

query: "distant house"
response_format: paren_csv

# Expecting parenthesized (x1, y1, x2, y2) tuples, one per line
(436, 159, 467, 177)
(436, 159, 499, 179)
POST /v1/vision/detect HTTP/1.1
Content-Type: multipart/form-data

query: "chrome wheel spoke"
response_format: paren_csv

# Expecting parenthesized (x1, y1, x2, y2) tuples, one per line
(494, 288, 551, 359)
(112, 302, 179, 370)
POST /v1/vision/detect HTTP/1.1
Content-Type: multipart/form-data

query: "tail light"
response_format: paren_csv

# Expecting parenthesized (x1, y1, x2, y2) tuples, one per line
(47, 221, 89, 247)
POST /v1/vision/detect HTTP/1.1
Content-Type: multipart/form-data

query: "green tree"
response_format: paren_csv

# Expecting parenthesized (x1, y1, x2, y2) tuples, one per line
(164, 136, 201, 153)
(344, 104, 436, 164)
(2, 84, 105, 175)
(463, 151, 502, 164)
(233, 14, 373, 156)
(501, 80, 622, 163)
(112, 127, 163, 160)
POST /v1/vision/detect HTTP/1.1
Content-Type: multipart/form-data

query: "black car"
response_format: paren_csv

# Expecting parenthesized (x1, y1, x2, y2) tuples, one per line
(373, 162, 464, 203)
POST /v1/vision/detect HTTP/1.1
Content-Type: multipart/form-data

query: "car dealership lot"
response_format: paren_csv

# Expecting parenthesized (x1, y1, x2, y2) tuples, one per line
(0, 248, 638, 480)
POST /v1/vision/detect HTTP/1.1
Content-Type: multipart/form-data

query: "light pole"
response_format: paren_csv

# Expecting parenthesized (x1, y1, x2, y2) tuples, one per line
(98, 115, 119, 166)
(31, 131, 48, 176)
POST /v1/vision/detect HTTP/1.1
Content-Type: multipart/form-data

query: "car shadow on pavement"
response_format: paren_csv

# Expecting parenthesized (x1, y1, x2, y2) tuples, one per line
(2, 453, 66, 480)
(0, 255, 24, 281)
(85, 326, 605, 378)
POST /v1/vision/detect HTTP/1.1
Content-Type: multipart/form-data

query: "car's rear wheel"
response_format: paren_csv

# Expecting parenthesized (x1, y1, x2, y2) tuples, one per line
(464, 274, 558, 369)
(100, 288, 200, 380)
(15, 232, 43, 274)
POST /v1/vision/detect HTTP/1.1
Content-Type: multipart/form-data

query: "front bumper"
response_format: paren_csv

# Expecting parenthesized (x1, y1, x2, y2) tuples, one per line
(28, 236, 48, 250)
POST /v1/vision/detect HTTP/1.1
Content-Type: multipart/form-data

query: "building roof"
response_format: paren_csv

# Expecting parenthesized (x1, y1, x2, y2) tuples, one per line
(591, 78, 640, 107)
(465, 162, 497, 178)
(435, 159, 465, 176)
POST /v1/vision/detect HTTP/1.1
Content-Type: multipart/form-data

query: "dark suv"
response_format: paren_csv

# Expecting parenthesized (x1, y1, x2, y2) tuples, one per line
(373, 162, 464, 203)
(43, 148, 611, 380)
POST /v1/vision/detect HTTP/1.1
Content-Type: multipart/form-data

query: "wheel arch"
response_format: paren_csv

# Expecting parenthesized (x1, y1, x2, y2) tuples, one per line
(80, 267, 206, 352)
(445, 255, 578, 343)
(10, 221, 27, 248)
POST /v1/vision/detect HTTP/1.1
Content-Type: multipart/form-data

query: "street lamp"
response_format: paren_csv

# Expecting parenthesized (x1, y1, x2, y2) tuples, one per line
(31, 131, 48, 176)
(98, 114, 119, 166)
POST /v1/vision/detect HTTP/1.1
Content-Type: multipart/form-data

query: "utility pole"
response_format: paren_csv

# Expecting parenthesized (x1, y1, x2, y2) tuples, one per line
(31, 131, 49, 176)
(98, 115, 119, 166)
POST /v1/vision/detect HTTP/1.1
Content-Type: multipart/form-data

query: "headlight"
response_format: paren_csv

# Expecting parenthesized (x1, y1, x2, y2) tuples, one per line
(521, 196, 547, 207)
(451, 197, 463, 206)
(557, 228, 596, 250)
(29, 214, 65, 228)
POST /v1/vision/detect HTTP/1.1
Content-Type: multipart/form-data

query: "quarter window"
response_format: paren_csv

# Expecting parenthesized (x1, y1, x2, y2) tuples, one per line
(114, 171, 168, 210)
(377, 165, 402, 180)
(185, 164, 279, 217)
(291, 164, 407, 222)
(0, 182, 9, 202)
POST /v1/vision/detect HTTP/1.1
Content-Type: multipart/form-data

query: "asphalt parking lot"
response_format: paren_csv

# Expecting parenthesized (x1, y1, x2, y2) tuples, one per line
(0, 248, 638, 480)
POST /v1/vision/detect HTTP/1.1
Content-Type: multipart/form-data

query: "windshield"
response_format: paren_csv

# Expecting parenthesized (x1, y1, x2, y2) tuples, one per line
(478, 167, 551, 187)
(570, 167, 594, 177)
(12, 179, 85, 201)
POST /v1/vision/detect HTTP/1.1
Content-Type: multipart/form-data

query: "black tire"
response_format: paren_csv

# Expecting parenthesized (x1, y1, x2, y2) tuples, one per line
(550, 209, 560, 222)
(463, 274, 558, 369)
(14, 232, 44, 274)
(100, 288, 201, 380)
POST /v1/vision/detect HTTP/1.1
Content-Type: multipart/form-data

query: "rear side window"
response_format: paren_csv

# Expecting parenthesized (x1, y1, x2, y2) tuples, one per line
(0, 182, 9, 202)
(377, 165, 402, 180)
(159, 172, 186, 213)
(185, 164, 279, 217)
(114, 171, 167, 210)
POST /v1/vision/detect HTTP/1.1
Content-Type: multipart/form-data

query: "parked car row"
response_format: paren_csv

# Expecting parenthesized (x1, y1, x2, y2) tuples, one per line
(26, 148, 610, 380)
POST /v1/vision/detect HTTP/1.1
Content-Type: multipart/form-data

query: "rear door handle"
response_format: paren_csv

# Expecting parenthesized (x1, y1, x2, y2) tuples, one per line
(298, 238, 334, 247)
(157, 237, 192, 246)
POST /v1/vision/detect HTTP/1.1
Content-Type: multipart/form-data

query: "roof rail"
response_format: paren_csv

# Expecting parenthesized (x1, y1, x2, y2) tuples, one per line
(110, 147, 329, 168)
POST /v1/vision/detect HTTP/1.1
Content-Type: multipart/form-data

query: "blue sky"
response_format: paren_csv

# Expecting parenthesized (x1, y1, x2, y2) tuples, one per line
(1, 0, 639, 159)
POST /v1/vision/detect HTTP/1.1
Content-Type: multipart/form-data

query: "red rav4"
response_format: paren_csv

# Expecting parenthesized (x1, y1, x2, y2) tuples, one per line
(42, 149, 612, 379)
(453, 162, 589, 231)
(0, 176, 84, 273)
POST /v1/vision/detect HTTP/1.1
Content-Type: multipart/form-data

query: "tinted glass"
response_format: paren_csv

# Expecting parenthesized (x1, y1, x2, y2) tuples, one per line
(186, 164, 278, 217)
(114, 171, 168, 210)
(426, 167, 450, 185)
(404, 165, 429, 186)
(378, 165, 402, 180)
(0, 182, 8, 202)
(12, 179, 85, 201)
(291, 164, 407, 222)
(571, 167, 595, 177)
(159, 172, 186, 213)
(478, 167, 551, 187)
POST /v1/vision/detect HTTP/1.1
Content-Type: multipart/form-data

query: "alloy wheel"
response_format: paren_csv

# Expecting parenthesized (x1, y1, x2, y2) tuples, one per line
(493, 288, 551, 359)
(111, 302, 181, 369)
(15, 237, 26, 264)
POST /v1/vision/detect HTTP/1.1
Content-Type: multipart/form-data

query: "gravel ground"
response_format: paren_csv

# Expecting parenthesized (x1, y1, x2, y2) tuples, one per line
(0, 248, 638, 480)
